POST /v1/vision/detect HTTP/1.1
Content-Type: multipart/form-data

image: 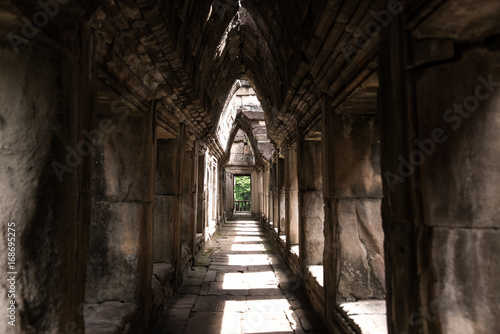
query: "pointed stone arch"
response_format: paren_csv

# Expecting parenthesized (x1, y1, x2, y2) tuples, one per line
(222, 111, 262, 166)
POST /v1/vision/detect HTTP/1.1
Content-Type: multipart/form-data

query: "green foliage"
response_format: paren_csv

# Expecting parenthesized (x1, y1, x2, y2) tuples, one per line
(234, 176, 251, 201)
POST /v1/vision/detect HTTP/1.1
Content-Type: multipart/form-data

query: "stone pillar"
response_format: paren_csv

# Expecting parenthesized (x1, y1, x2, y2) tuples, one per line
(86, 104, 156, 311)
(285, 143, 299, 246)
(278, 157, 286, 236)
(251, 170, 260, 217)
(196, 152, 206, 234)
(321, 94, 384, 302)
(153, 139, 178, 264)
(332, 112, 384, 301)
(322, 96, 339, 318)
(380, 8, 500, 333)
(181, 149, 193, 251)
(190, 145, 199, 255)
(225, 171, 234, 219)
(173, 124, 186, 277)
(151, 125, 185, 277)
(0, 23, 94, 333)
(272, 157, 280, 231)
(298, 138, 325, 267)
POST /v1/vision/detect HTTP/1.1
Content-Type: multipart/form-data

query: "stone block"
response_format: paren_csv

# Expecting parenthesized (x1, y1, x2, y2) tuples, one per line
(156, 139, 178, 195)
(302, 191, 324, 265)
(92, 116, 149, 202)
(415, 48, 500, 228)
(84, 302, 137, 334)
(151, 277, 164, 308)
(427, 227, 500, 333)
(330, 114, 382, 199)
(153, 195, 176, 263)
(337, 199, 385, 301)
(86, 202, 143, 303)
(153, 263, 174, 285)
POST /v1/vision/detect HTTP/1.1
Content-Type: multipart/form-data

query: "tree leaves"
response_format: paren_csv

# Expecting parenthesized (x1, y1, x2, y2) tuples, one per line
(234, 175, 251, 200)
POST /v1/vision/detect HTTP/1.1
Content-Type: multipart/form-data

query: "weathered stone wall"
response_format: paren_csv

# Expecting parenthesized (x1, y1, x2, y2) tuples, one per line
(86, 113, 155, 318)
(0, 39, 92, 333)
(380, 5, 500, 332)
(228, 141, 255, 166)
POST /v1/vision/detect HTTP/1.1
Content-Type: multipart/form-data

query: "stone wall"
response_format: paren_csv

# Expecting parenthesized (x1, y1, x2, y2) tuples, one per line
(379, 5, 500, 332)
(0, 38, 92, 333)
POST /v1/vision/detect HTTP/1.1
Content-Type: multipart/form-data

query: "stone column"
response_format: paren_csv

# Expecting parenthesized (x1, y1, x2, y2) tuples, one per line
(285, 143, 299, 247)
(173, 124, 186, 277)
(181, 149, 193, 250)
(251, 170, 260, 217)
(190, 143, 199, 255)
(225, 171, 234, 219)
(153, 139, 178, 264)
(298, 138, 325, 267)
(322, 96, 339, 318)
(278, 157, 286, 236)
(196, 152, 206, 234)
(86, 100, 156, 311)
(322, 95, 384, 302)
(272, 156, 280, 231)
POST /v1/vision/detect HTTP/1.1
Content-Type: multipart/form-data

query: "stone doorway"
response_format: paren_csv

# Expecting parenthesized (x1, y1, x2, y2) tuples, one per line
(234, 175, 251, 213)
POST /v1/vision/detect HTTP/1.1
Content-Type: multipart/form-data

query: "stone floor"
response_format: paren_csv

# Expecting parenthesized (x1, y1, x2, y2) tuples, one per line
(150, 220, 327, 334)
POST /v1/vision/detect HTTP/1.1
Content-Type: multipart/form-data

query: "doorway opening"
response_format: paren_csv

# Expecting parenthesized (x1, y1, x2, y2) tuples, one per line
(234, 175, 251, 213)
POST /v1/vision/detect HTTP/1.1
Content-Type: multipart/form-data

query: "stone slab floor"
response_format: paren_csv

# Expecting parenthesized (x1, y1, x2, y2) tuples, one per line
(150, 220, 328, 334)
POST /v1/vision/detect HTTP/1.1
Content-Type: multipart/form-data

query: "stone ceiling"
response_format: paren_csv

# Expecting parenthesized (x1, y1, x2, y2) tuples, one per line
(86, 0, 387, 152)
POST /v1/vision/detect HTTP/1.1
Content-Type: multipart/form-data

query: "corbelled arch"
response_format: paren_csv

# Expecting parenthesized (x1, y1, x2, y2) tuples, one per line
(222, 112, 262, 166)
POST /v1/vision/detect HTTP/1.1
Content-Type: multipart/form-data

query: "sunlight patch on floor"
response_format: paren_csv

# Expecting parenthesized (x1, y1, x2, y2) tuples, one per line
(227, 254, 269, 266)
(231, 243, 266, 252)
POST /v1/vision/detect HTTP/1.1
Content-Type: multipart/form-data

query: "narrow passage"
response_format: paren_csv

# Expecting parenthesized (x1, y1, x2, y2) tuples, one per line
(151, 220, 327, 334)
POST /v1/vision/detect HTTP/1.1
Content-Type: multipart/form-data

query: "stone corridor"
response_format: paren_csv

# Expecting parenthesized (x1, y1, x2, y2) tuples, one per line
(2, 1, 499, 333)
(150, 220, 326, 334)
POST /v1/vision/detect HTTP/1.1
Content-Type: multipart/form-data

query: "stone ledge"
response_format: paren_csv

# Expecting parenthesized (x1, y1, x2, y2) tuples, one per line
(84, 302, 137, 334)
(340, 300, 387, 334)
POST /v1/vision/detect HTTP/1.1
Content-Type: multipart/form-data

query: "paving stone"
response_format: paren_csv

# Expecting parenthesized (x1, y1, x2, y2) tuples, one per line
(241, 317, 293, 333)
(165, 308, 191, 320)
(178, 285, 201, 294)
(208, 282, 249, 296)
(184, 311, 242, 334)
(204, 270, 218, 282)
(188, 266, 208, 279)
(185, 277, 203, 286)
(172, 293, 198, 305)
(149, 320, 187, 334)
(248, 288, 284, 296)
(199, 281, 210, 296)
(193, 295, 246, 312)
(161, 220, 326, 333)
